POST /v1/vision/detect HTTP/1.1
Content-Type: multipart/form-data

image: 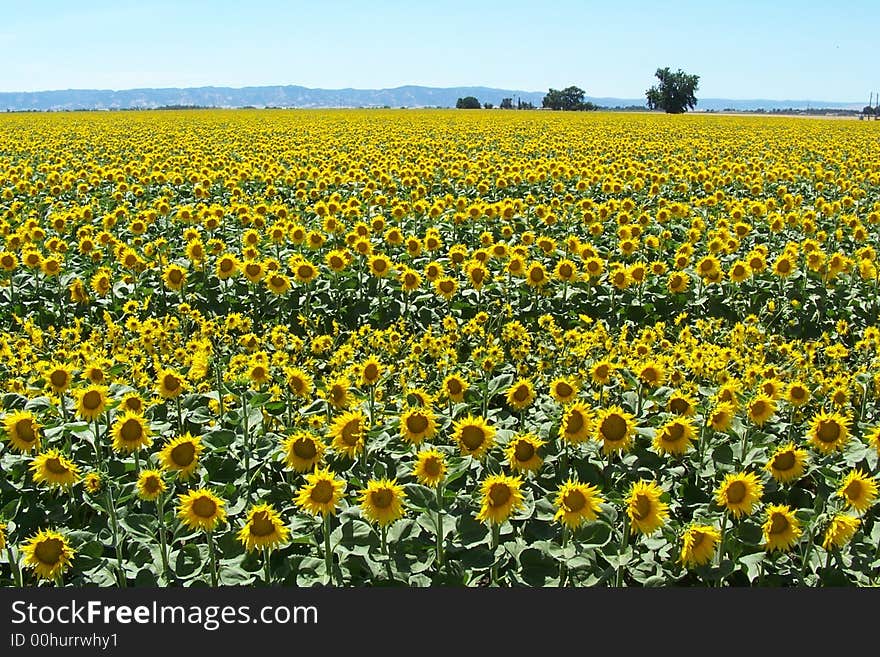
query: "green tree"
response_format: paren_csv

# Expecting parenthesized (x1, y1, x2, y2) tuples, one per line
(455, 96, 481, 109)
(542, 86, 589, 111)
(500, 97, 514, 109)
(645, 67, 700, 114)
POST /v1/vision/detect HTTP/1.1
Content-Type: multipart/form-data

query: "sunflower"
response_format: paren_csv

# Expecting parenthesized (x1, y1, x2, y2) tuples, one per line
(637, 361, 666, 388)
(46, 364, 73, 394)
(3, 409, 42, 452)
(626, 480, 669, 535)
(441, 373, 469, 402)
(295, 467, 346, 517)
(559, 402, 593, 445)
(667, 391, 697, 417)
(136, 469, 167, 501)
(822, 514, 860, 551)
(476, 473, 524, 525)
(553, 480, 604, 529)
(807, 410, 850, 454)
(433, 277, 458, 300)
(21, 529, 75, 581)
(156, 368, 186, 399)
(590, 360, 614, 386)
(360, 478, 407, 526)
(549, 377, 579, 404)
(785, 381, 811, 407)
(653, 417, 697, 456)
(505, 433, 545, 472)
(679, 524, 721, 568)
(765, 443, 808, 483)
(413, 449, 447, 487)
(118, 393, 146, 414)
(772, 254, 796, 279)
(110, 411, 152, 453)
(452, 414, 496, 459)
(746, 393, 776, 427)
(177, 489, 227, 532)
(707, 402, 735, 432)
(30, 449, 79, 488)
(159, 433, 205, 479)
(328, 409, 368, 459)
(838, 469, 878, 513)
(715, 471, 764, 518)
(162, 264, 187, 291)
(368, 254, 392, 278)
(399, 407, 437, 446)
(215, 253, 239, 280)
(237, 503, 290, 552)
(359, 356, 382, 386)
(505, 378, 536, 411)
(593, 406, 635, 454)
(524, 262, 549, 288)
(281, 431, 325, 472)
(265, 272, 290, 295)
(83, 472, 102, 494)
(325, 376, 351, 409)
(762, 504, 801, 552)
(74, 385, 108, 422)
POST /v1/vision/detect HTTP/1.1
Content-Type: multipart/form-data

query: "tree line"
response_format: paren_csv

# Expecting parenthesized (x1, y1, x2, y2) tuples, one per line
(456, 67, 701, 114)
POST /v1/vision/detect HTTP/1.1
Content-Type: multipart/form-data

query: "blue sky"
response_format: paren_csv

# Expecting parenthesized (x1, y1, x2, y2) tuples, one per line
(2, 0, 877, 101)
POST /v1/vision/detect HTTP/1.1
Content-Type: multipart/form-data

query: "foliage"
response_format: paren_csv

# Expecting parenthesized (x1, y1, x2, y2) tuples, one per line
(646, 67, 700, 114)
(455, 96, 481, 109)
(542, 86, 596, 111)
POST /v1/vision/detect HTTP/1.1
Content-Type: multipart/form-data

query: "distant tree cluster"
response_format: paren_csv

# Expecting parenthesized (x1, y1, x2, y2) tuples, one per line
(541, 86, 596, 111)
(455, 96, 481, 109)
(646, 67, 699, 114)
(456, 96, 536, 110)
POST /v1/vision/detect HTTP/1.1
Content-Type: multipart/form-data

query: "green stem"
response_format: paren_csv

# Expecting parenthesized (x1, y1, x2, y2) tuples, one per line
(263, 548, 272, 586)
(559, 525, 569, 587)
(241, 393, 251, 503)
(381, 524, 392, 581)
(6, 545, 23, 587)
(105, 483, 125, 587)
(716, 511, 729, 588)
(157, 495, 169, 580)
(324, 513, 333, 585)
(175, 396, 184, 435)
(615, 514, 630, 587)
(436, 484, 444, 571)
(490, 523, 500, 586)
(207, 530, 218, 586)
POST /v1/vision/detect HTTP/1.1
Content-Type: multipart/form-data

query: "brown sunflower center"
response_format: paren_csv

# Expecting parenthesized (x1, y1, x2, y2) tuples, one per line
(566, 410, 585, 435)
(817, 420, 841, 443)
(512, 385, 530, 402)
(15, 419, 37, 442)
(163, 374, 181, 393)
(34, 538, 64, 565)
(311, 480, 334, 504)
(726, 481, 747, 504)
(170, 442, 196, 467)
(406, 414, 429, 435)
(439, 280, 454, 294)
(45, 457, 69, 475)
(446, 379, 463, 395)
(632, 494, 652, 521)
(371, 489, 393, 509)
(341, 419, 362, 446)
(555, 382, 574, 398)
(563, 489, 586, 513)
(422, 457, 442, 477)
(663, 422, 686, 443)
(769, 514, 789, 535)
(120, 418, 144, 442)
(363, 363, 379, 382)
(772, 451, 796, 471)
(514, 440, 535, 462)
(168, 269, 182, 284)
(292, 437, 317, 460)
(691, 531, 706, 549)
(489, 483, 511, 507)
(669, 398, 689, 415)
(460, 425, 486, 450)
(844, 480, 862, 501)
(192, 496, 217, 518)
(50, 370, 69, 388)
(82, 390, 102, 411)
(249, 511, 276, 537)
(142, 475, 161, 494)
(601, 414, 626, 442)
(750, 401, 767, 417)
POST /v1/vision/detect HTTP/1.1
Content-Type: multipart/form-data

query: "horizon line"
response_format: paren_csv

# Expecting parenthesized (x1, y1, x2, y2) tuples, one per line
(0, 83, 870, 105)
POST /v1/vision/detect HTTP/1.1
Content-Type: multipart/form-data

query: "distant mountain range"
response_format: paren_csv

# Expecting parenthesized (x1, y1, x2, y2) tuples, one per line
(0, 85, 866, 112)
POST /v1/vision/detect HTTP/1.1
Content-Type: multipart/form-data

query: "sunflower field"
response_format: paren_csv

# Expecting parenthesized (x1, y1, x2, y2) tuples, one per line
(1, 109, 879, 587)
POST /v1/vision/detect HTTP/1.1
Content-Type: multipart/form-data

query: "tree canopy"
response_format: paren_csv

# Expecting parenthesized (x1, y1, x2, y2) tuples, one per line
(542, 86, 596, 111)
(645, 68, 700, 114)
(455, 96, 481, 109)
